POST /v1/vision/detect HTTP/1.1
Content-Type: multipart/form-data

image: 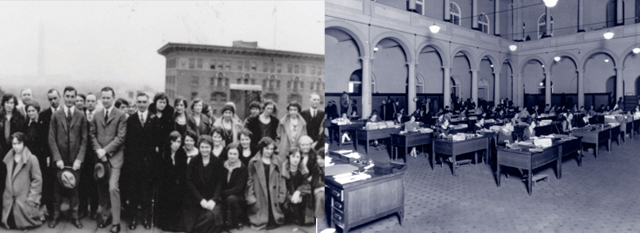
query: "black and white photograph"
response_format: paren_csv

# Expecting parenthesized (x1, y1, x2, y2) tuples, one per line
(322, 0, 640, 232)
(0, 1, 324, 232)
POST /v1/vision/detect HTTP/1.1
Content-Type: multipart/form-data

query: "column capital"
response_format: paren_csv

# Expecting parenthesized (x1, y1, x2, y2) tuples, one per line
(442, 65, 451, 70)
(470, 68, 479, 72)
(493, 71, 501, 76)
(576, 69, 584, 74)
(615, 66, 625, 71)
(360, 56, 372, 61)
(406, 61, 418, 66)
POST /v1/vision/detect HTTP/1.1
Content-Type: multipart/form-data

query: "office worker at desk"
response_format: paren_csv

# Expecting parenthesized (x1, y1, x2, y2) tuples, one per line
(434, 114, 451, 139)
(393, 113, 403, 125)
(404, 116, 421, 157)
(522, 118, 536, 141)
(562, 112, 574, 133)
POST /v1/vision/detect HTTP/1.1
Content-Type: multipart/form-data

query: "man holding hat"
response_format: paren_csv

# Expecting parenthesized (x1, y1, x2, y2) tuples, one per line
(90, 86, 127, 233)
(47, 86, 87, 229)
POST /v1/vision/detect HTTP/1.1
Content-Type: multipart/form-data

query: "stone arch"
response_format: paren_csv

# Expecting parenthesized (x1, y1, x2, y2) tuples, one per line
(549, 52, 579, 73)
(519, 55, 548, 75)
(581, 48, 618, 70)
(478, 51, 499, 69)
(620, 44, 640, 65)
(450, 46, 479, 70)
(325, 20, 369, 58)
(370, 31, 415, 63)
(415, 40, 450, 67)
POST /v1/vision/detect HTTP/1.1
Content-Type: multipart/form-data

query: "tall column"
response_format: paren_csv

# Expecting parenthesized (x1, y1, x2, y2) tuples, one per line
(443, 66, 451, 109)
(472, 0, 479, 30)
(616, 66, 624, 103)
(515, 73, 522, 107)
(407, 61, 416, 114)
(545, 6, 552, 37)
(494, 0, 500, 36)
(362, 56, 372, 118)
(577, 0, 585, 32)
(494, 71, 501, 106)
(577, 69, 584, 107)
(444, 0, 451, 21)
(617, 0, 624, 25)
(545, 71, 551, 106)
(471, 69, 479, 105)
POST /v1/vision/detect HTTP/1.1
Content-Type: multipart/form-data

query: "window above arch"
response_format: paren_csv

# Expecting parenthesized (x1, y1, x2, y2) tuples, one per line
(538, 14, 554, 39)
(478, 13, 489, 34)
(450, 2, 461, 26)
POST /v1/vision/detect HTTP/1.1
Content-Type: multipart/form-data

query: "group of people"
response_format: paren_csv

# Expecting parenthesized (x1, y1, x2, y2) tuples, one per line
(0, 87, 325, 233)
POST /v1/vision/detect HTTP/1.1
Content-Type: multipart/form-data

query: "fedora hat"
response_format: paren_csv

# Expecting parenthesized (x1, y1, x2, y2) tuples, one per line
(56, 167, 79, 190)
(94, 161, 111, 183)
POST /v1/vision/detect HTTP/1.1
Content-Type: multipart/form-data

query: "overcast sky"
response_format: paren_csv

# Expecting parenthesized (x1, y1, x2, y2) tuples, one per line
(0, 1, 324, 91)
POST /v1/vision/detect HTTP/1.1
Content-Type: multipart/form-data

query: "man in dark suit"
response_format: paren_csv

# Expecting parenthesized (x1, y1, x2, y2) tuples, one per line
(47, 86, 87, 229)
(300, 93, 325, 150)
(123, 93, 155, 230)
(79, 93, 99, 220)
(38, 89, 61, 219)
(90, 87, 127, 233)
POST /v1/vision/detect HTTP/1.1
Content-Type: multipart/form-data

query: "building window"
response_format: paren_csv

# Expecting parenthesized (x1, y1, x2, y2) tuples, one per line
(196, 58, 203, 69)
(287, 80, 292, 89)
(269, 75, 276, 88)
(450, 2, 461, 26)
(237, 61, 243, 70)
(270, 62, 275, 73)
(191, 92, 198, 100)
(210, 92, 217, 102)
(310, 66, 315, 76)
(294, 65, 299, 74)
(210, 59, 216, 69)
(210, 77, 215, 86)
(225, 78, 229, 87)
(220, 93, 227, 102)
(167, 58, 177, 68)
(301, 65, 306, 74)
(538, 13, 554, 39)
(251, 79, 256, 85)
(225, 61, 231, 70)
(318, 66, 323, 76)
(277, 63, 282, 73)
(191, 76, 199, 86)
(287, 64, 293, 73)
(189, 58, 196, 69)
(478, 13, 489, 33)
(251, 62, 257, 71)
(244, 74, 250, 84)
(316, 78, 323, 90)
(217, 73, 224, 87)
(237, 78, 242, 84)
(263, 62, 268, 72)
(217, 61, 223, 70)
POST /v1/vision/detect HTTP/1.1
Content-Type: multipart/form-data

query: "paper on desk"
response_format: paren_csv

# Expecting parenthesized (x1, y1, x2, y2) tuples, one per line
(334, 150, 353, 154)
(335, 173, 372, 184)
(343, 152, 361, 159)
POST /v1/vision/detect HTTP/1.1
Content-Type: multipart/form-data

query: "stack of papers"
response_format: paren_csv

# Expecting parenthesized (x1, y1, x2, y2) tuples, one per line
(334, 150, 353, 155)
(325, 157, 334, 167)
(334, 173, 372, 184)
(343, 152, 361, 159)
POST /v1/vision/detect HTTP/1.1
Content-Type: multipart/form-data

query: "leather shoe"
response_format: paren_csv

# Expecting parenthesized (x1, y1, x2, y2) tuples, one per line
(71, 218, 83, 229)
(98, 216, 112, 228)
(110, 224, 121, 233)
(143, 218, 151, 229)
(48, 217, 60, 228)
(129, 217, 137, 230)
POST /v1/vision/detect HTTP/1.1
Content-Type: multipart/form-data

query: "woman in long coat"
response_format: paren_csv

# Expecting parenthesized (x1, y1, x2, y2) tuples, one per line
(156, 131, 187, 232)
(2, 132, 43, 229)
(276, 101, 307, 161)
(191, 98, 212, 138)
(173, 96, 198, 139)
(149, 92, 175, 153)
(182, 135, 224, 233)
(244, 100, 279, 148)
(281, 147, 314, 226)
(212, 105, 243, 146)
(246, 137, 286, 230)
(221, 142, 248, 230)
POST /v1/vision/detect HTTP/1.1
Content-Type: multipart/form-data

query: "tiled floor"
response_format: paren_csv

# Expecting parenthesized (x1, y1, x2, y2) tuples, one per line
(319, 136, 640, 233)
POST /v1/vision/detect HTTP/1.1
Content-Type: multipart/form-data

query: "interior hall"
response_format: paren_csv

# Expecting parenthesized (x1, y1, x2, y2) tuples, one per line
(322, 0, 640, 232)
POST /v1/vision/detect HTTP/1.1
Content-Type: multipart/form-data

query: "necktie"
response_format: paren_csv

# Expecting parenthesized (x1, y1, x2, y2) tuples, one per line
(87, 110, 93, 121)
(105, 110, 109, 122)
(140, 113, 145, 125)
(66, 108, 72, 123)
(311, 109, 315, 118)
(4, 118, 10, 143)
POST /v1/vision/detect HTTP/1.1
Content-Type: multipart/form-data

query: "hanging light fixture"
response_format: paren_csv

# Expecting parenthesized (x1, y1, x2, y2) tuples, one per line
(509, 45, 517, 51)
(429, 23, 440, 33)
(604, 58, 610, 63)
(603, 31, 614, 40)
(373, 47, 379, 52)
(633, 47, 640, 54)
(554, 56, 561, 62)
(543, 0, 558, 7)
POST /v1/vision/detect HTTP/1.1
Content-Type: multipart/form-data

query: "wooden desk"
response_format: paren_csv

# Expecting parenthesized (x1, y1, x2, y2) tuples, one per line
(431, 136, 489, 176)
(355, 127, 402, 154)
(535, 122, 560, 136)
(390, 132, 432, 162)
(325, 159, 406, 233)
(634, 119, 640, 135)
(610, 125, 621, 146)
(558, 136, 583, 167)
(331, 122, 365, 147)
(496, 142, 562, 195)
(570, 125, 611, 159)
(625, 120, 633, 139)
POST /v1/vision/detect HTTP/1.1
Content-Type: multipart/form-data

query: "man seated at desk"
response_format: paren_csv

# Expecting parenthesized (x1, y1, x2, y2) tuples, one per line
(521, 118, 537, 141)
(495, 108, 506, 122)
(393, 113, 403, 125)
